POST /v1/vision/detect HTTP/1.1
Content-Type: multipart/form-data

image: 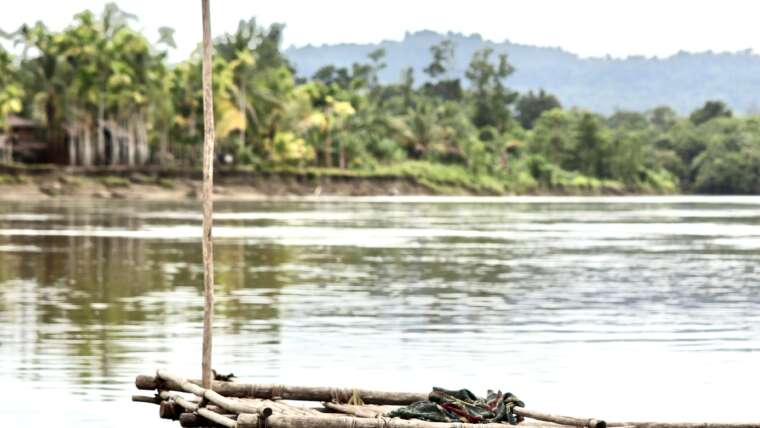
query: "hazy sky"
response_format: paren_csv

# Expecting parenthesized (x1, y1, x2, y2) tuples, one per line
(2, 0, 758, 61)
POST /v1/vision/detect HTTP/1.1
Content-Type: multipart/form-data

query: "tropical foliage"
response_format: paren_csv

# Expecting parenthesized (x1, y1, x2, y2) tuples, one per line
(1, 4, 758, 194)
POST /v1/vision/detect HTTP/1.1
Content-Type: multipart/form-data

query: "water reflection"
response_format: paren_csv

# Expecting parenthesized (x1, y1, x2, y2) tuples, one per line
(0, 198, 759, 426)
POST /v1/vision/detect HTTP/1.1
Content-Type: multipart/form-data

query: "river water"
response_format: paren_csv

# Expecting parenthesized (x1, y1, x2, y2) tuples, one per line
(1, 196, 759, 426)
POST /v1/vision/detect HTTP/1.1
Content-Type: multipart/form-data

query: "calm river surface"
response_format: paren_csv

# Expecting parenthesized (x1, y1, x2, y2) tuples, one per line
(1, 196, 759, 426)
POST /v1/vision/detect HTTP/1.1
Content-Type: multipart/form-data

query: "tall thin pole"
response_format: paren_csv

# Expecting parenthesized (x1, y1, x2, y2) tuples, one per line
(200, 0, 216, 389)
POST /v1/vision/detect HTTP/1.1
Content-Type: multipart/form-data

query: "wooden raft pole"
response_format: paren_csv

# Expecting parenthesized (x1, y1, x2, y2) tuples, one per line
(200, 0, 216, 391)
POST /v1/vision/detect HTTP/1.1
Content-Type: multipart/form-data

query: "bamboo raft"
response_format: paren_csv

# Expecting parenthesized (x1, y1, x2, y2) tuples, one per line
(132, 371, 760, 428)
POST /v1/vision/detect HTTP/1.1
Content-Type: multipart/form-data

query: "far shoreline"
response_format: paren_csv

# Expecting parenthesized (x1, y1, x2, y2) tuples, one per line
(0, 163, 747, 202)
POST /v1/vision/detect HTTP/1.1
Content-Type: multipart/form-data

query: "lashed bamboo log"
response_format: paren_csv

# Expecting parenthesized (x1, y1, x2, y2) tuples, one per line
(236, 414, 581, 428)
(323, 403, 382, 419)
(198, 408, 238, 428)
(239, 415, 755, 428)
(134, 382, 322, 418)
(178, 412, 591, 428)
(199, 0, 216, 391)
(161, 400, 185, 420)
(132, 394, 162, 404)
(132, 391, 212, 419)
(267, 401, 327, 417)
(135, 375, 427, 405)
(516, 408, 605, 428)
(139, 376, 244, 427)
(609, 424, 760, 428)
(181, 412, 238, 428)
(136, 391, 227, 420)
(158, 370, 273, 416)
(159, 390, 201, 413)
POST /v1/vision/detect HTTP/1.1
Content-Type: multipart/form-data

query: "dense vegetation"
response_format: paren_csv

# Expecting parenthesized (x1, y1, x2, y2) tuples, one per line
(1, 4, 759, 194)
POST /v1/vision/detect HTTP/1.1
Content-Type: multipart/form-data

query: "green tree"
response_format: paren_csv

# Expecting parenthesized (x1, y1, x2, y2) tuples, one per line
(367, 48, 387, 89)
(423, 39, 454, 79)
(420, 39, 462, 101)
(689, 100, 732, 125)
(573, 112, 611, 178)
(607, 127, 647, 184)
(529, 108, 575, 168)
(312, 65, 351, 89)
(465, 48, 517, 132)
(399, 67, 415, 108)
(648, 105, 678, 131)
(10, 21, 68, 162)
(0, 47, 24, 161)
(516, 89, 561, 129)
(607, 110, 649, 130)
(691, 118, 760, 193)
(213, 18, 298, 164)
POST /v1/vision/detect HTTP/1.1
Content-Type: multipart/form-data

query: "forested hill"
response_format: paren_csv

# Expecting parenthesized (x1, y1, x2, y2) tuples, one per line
(285, 30, 760, 114)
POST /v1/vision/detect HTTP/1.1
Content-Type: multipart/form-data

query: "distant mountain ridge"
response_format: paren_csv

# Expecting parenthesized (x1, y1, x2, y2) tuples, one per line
(284, 30, 760, 114)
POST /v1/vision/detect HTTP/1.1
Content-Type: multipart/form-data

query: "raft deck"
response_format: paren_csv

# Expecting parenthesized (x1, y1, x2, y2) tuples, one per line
(133, 370, 760, 428)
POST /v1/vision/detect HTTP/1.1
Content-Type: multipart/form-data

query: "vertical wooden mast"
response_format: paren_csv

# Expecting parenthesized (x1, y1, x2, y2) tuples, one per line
(200, 0, 216, 389)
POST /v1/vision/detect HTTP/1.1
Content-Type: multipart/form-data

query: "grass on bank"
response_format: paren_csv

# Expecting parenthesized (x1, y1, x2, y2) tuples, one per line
(266, 159, 677, 195)
(1, 159, 678, 196)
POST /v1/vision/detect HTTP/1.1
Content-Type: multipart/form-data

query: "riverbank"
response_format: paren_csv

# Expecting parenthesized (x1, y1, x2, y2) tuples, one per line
(0, 166, 430, 202)
(0, 162, 657, 201)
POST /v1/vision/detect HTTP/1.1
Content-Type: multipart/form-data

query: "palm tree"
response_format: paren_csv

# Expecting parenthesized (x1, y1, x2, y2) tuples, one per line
(0, 49, 24, 162)
(12, 22, 69, 163)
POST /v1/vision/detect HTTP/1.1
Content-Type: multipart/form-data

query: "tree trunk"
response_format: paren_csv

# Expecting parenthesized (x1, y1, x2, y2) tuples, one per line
(160, 130, 169, 166)
(83, 125, 92, 166)
(200, 0, 216, 390)
(97, 95, 105, 164)
(136, 111, 148, 164)
(127, 117, 136, 166)
(3, 123, 12, 163)
(45, 93, 59, 163)
(324, 133, 332, 168)
(68, 124, 77, 166)
(339, 138, 346, 169)
(112, 122, 121, 166)
(239, 75, 246, 151)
